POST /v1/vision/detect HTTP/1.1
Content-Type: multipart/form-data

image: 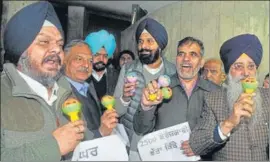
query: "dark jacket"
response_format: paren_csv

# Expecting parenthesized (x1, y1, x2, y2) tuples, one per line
(68, 80, 103, 137)
(86, 65, 119, 97)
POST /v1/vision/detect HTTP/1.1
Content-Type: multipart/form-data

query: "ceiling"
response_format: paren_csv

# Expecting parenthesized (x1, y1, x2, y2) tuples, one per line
(80, 1, 176, 16)
(52, 1, 176, 21)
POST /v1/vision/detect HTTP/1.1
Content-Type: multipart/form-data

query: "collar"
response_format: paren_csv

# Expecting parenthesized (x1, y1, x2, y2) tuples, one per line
(65, 77, 89, 97)
(17, 70, 59, 106)
(143, 59, 164, 75)
(170, 73, 215, 92)
(92, 69, 107, 82)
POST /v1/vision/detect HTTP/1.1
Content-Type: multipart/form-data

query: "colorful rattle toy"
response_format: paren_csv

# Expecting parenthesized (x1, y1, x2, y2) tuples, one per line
(62, 98, 82, 122)
(161, 87, 173, 100)
(101, 95, 116, 110)
(241, 77, 258, 94)
(158, 75, 171, 88)
(126, 71, 138, 83)
(148, 75, 172, 101)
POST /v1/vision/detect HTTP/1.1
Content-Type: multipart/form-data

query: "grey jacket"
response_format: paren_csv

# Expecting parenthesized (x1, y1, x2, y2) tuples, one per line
(106, 65, 120, 96)
(114, 58, 176, 140)
(133, 73, 220, 135)
(1, 63, 94, 161)
(189, 88, 269, 161)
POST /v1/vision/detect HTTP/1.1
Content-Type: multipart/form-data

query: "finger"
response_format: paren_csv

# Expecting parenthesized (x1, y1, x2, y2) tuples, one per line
(77, 125, 86, 133)
(124, 92, 134, 97)
(156, 89, 163, 101)
(105, 115, 119, 123)
(124, 82, 137, 88)
(102, 110, 111, 118)
(241, 98, 254, 106)
(147, 82, 155, 94)
(76, 133, 84, 141)
(143, 88, 150, 101)
(103, 120, 118, 129)
(124, 85, 136, 93)
(74, 126, 80, 133)
(241, 105, 254, 114)
(181, 141, 189, 149)
(239, 109, 252, 118)
(238, 93, 256, 101)
(151, 80, 159, 90)
(186, 151, 195, 157)
(69, 120, 85, 127)
(106, 111, 119, 119)
(107, 122, 118, 129)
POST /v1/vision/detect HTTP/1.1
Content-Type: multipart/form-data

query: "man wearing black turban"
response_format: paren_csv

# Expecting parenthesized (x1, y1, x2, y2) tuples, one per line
(189, 34, 269, 160)
(1, 2, 91, 161)
(113, 17, 176, 160)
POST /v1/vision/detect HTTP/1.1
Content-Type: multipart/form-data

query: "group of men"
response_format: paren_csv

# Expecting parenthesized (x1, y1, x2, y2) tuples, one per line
(1, 1, 269, 161)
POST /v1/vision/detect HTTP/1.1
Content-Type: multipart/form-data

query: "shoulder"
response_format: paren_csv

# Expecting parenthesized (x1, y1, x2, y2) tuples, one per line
(199, 79, 221, 93)
(259, 87, 269, 98)
(163, 58, 176, 74)
(259, 87, 269, 105)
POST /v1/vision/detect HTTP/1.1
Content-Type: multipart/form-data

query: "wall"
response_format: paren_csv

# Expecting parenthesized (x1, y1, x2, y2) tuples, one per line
(148, 1, 269, 83)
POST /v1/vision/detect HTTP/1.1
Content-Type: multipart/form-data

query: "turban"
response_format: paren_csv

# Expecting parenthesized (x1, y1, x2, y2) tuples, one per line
(136, 18, 168, 50)
(4, 1, 63, 64)
(84, 30, 116, 58)
(220, 34, 263, 73)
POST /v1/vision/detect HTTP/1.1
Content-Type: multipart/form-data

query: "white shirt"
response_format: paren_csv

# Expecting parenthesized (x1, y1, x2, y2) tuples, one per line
(143, 60, 164, 75)
(218, 124, 231, 140)
(18, 70, 59, 106)
(92, 69, 107, 82)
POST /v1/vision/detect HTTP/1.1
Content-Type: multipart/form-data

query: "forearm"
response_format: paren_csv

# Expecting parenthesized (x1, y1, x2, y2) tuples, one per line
(133, 104, 157, 135)
(114, 97, 130, 116)
(114, 66, 130, 116)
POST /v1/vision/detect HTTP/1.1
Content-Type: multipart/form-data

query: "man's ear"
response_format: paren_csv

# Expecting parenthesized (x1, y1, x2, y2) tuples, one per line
(221, 73, 227, 82)
(200, 58, 205, 68)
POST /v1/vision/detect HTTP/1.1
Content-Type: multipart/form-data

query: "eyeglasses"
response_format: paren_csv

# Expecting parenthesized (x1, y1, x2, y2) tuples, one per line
(231, 62, 257, 71)
(74, 55, 93, 65)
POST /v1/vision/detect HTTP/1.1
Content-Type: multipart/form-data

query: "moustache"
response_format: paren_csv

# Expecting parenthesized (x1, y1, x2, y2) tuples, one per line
(77, 66, 89, 73)
(139, 49, 152, 54)
(42, 54, 61, 65)
(93, 61, 106, 72)
(93, 61, 106, 67)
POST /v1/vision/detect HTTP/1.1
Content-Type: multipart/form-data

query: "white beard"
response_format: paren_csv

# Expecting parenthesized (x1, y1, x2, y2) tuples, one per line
(224, 74, 263, 130)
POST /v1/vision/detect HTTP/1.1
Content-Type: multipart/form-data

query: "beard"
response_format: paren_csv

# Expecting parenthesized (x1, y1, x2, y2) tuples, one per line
(17, 52, 62, 88)
(138, 48, 160, 65)
(93, 61, 106, 72)
(224, 73, 262, 130)
(177, 62, 201, 80)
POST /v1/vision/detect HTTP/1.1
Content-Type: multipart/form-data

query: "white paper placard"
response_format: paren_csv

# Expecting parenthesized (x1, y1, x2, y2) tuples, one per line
(137, 122, 201, 161)
(72, 134, 128, 161)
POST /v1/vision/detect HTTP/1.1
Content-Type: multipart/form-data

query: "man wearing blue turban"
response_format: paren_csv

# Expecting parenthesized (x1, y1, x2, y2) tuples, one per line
(113, 17, 176, 160)
(85, 30, 119, 113)
(1, 1, 90, 161)
(189, 34, 269, 160)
